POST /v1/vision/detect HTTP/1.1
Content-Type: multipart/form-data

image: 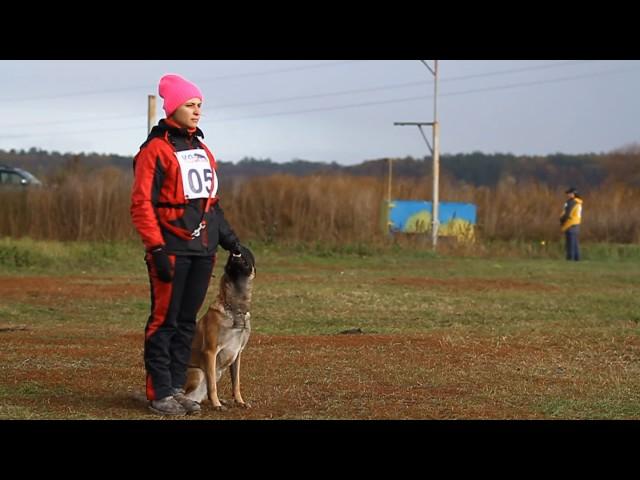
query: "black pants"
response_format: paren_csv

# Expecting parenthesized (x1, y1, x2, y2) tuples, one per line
(143, 254, 214, 400)
(565, 227, 580, 261)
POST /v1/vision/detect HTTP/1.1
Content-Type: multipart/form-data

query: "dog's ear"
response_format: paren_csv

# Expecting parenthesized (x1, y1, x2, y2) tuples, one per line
(239, 245, 256, 274)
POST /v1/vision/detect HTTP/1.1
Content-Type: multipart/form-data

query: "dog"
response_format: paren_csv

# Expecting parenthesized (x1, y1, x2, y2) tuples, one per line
(183, 246, 256, 410)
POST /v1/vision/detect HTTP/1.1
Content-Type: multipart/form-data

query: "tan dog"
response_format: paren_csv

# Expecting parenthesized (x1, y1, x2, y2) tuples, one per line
(183, 246, 255, 410)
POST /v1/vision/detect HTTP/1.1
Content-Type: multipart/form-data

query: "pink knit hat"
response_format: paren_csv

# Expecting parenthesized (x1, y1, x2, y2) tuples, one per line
(158, 74, 203, 117)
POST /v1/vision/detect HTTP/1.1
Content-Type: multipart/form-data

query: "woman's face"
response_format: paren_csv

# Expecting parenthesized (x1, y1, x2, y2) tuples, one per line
(171, 97, 202, 129)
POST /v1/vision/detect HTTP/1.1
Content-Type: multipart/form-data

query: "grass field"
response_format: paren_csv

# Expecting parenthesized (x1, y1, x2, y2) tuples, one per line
(1, 238, 639, 419)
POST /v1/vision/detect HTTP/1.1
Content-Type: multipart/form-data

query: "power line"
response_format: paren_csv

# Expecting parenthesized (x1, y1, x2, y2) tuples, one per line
(0, 60, 593, 107)
(444, 60, 595, 82)
(1, 64, 638, 141)
(201, 65, 640, 123)
(0, 125, 137, 140)
(0, 61, 600, 129)
(3, 113, 145, 129)
(0, 60, 366, 103)
(211, 61, 596, 110)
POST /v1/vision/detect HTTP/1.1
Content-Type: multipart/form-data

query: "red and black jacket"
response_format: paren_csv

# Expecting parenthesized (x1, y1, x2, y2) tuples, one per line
(131, 118, 239, 256)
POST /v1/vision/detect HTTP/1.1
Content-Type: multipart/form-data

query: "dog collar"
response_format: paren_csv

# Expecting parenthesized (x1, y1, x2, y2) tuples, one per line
(224, 304, 250, 330)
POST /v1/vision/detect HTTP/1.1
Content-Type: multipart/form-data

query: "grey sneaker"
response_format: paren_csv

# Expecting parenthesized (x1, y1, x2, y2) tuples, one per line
(149, 395, 187, 416)
(172, 388, 201, 415)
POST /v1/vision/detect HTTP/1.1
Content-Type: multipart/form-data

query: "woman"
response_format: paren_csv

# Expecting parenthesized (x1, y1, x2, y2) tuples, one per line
(131, 73, 242, 415)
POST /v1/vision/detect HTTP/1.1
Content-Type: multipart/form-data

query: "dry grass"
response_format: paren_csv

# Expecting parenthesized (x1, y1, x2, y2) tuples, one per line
(1, 167, 640, 245)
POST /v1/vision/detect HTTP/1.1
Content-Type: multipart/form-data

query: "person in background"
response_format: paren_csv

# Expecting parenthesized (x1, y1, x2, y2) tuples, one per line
(560, 187, 583, 261)
(131, 73, 243, 416)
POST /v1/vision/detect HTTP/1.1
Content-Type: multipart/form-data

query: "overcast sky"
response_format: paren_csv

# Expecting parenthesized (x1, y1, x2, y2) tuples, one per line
(0, 60, 638, 165)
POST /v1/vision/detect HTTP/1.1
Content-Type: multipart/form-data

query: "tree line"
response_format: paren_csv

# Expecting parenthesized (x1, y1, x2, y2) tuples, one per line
(2, 145, 639, 190)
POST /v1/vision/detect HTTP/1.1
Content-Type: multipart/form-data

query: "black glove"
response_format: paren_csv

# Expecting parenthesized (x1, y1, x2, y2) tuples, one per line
(150, 246, 173, 282)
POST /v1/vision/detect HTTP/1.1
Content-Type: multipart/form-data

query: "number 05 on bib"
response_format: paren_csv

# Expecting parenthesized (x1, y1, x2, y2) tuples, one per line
(175, 149, 219, 199)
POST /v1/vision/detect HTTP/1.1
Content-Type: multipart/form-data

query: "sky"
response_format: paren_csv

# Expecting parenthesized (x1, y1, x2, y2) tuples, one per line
(0, 60, 638, 165)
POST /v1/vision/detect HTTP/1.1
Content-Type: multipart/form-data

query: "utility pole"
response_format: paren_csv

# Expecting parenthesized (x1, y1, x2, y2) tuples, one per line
(431, 61, 440, 250)
(393, 60, 440, 250)
(387, 157, 393, 205)
(147, 95, 157, 134)
(386, 157, 394, 237)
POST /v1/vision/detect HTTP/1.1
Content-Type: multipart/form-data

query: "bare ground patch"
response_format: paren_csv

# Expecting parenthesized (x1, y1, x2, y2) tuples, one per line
(2, 329, 638, 419)
(378, 276, 558, 292)
(0, 276, 148, 302)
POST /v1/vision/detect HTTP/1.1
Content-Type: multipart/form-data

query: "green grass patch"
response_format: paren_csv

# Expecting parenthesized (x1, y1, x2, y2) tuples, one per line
(1, 238, 640, 419)
(0, 237, 143, 275)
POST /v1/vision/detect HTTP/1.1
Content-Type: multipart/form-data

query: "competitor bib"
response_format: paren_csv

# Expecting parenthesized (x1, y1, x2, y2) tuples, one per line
(175, 149, 218, 199)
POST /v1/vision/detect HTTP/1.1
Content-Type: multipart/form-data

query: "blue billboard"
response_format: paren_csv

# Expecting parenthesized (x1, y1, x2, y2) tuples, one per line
(386, 200, 477, 240)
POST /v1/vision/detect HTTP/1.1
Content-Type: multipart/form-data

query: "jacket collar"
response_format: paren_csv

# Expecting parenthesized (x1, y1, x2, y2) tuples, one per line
(147, 118, 204, 142)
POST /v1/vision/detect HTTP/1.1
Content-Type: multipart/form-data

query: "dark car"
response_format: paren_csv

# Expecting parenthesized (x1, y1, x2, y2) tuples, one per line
(0, 165, 43, 187)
